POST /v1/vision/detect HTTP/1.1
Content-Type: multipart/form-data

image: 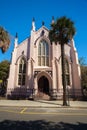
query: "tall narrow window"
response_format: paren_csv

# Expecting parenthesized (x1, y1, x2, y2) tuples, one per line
(38, 40, 49, 66)
(65, 59, 70, 85)
(18, 58, 26, 85)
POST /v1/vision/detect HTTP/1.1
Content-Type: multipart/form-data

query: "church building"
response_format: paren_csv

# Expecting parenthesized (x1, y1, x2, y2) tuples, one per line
(7, 18, 82, 100)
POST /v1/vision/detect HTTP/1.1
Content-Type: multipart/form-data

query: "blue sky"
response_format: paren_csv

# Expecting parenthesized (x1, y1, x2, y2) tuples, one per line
(0, 0, 87, 63)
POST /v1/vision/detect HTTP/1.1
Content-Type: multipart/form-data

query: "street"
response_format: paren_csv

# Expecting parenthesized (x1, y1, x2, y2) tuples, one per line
(0, 107, 87, 129)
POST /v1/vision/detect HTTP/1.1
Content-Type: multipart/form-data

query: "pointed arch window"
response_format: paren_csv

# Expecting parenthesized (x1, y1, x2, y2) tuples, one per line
(65, 59, 70, 85)
(38, 40, 49, 66)
(18, 58, 26, 85)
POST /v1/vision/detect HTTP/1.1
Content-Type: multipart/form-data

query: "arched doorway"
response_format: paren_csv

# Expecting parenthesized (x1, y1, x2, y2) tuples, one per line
(38, 76, 50, 95)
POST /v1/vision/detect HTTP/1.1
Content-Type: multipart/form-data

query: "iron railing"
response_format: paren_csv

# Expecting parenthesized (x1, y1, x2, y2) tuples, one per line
(6, 88, 83, 100)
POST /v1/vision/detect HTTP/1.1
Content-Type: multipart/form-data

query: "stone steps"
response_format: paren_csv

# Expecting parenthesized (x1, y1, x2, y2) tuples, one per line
(35, 92, 50, 100)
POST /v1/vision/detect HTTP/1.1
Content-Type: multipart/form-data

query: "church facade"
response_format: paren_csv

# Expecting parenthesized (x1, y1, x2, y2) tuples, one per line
(7, 19, 82, 100)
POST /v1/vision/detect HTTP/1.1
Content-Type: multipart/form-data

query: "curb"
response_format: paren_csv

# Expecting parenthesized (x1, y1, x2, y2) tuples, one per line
(0, 105, 87, 109)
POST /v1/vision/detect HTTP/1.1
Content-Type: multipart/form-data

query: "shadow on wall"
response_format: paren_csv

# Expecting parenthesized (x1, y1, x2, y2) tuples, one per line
(0, 120, 87, 130)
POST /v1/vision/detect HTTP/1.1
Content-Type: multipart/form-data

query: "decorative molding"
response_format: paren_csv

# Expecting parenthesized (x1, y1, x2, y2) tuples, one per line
(47, 71, 52, 77)
(34, 71, 40, 78)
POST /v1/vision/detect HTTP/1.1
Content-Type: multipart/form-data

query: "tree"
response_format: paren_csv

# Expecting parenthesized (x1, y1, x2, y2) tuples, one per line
(79, 57, 87, 66)
(0, 60, 10, 96)
(0, 26, 10, 53)
(79, 57, 87, 98)
(49, 16, 76, 106)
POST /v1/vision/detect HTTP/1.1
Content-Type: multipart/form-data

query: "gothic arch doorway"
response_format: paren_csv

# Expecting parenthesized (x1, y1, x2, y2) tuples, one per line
(38, 76, 50, 95)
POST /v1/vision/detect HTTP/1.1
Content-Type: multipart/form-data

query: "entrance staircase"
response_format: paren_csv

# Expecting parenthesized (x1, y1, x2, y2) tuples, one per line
(35, 92, 50, 100)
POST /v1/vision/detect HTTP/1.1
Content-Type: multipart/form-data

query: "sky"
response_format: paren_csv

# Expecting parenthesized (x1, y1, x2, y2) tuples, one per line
(0, 0, 87, 63)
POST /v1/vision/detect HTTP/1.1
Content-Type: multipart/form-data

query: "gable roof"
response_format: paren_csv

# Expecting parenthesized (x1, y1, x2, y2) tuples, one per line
(36, 26, 49, 33)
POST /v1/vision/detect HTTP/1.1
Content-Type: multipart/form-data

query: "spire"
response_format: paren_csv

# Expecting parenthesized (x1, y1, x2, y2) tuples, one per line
(14, 32, 18, 48)
(42, 21, 45, 26)
(15, 32, 18, 38)
(52, 16, 55, 24)
(32, 17, 36, 32)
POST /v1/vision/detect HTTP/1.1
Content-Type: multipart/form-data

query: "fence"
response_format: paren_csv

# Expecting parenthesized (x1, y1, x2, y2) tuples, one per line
(6, 88, 83, 100)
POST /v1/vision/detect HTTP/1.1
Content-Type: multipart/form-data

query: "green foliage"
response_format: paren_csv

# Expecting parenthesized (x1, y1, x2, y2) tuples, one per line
(79, 57, 87, 66)
(49, 16, 76, 44)
(0, 60, 10, 96)
(81, 66, 87, 87)
(0, 26, 10, 53)
(0, 60, 10, 80)
(80, 65, 87, 97)
(79, 57, 87, 98)
(0, 80, 2, 83)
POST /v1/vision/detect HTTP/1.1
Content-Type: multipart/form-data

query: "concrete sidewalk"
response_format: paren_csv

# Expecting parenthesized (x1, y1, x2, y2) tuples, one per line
(0, 99, 87, 108)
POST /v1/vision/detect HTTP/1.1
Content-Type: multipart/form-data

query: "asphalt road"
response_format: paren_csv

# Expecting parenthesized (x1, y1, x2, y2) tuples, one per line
(0, 107, 87, 130)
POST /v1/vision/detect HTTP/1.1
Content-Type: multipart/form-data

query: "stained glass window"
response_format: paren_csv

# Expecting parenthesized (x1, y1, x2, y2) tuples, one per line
(18, 58, 26, 85)
(38, 40, 49, 66)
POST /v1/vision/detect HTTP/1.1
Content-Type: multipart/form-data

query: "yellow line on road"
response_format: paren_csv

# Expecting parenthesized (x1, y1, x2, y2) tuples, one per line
(20, 108, 27, 114)
(23, 112, 87, 116)
(0, 109, 19, 114)
(0, 109, 87, 116)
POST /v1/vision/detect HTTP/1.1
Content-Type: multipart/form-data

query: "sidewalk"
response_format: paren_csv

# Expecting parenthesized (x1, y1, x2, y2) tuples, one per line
(0, 99, 87, 108)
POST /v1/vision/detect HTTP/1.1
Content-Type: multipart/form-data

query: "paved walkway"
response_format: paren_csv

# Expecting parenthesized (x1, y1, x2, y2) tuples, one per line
(0, 99, 87, 108)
